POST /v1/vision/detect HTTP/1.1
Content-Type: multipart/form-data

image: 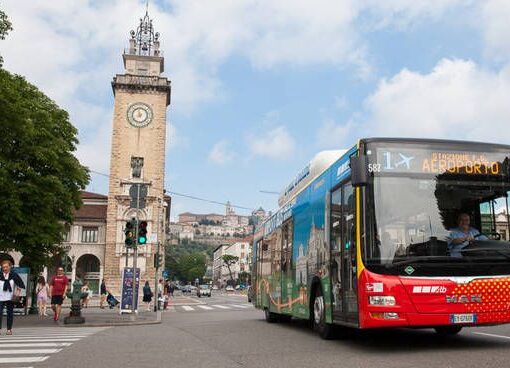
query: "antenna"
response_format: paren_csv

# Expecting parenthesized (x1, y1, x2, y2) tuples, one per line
(145, 0, 149, 15)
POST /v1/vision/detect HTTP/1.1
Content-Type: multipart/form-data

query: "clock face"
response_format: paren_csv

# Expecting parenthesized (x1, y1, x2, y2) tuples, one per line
(127, 103, 153, 128)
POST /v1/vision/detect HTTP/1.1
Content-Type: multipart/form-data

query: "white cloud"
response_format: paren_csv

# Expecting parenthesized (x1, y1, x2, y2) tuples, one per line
(481, 0, 510, 62)
(249, 126, 295, 160)
(360, 59, 510, 143)
(316, 119, 355, 149)
(208, 140, 235, 165)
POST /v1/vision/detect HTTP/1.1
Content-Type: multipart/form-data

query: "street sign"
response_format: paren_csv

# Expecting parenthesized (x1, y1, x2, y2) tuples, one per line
(162, 270, 170, 278)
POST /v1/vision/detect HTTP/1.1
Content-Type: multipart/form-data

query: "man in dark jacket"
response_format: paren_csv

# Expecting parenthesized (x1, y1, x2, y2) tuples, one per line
(0, 259, 25, 335)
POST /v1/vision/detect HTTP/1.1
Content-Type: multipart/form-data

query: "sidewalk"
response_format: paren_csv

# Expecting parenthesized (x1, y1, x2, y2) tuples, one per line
(11, 307, 161, 328)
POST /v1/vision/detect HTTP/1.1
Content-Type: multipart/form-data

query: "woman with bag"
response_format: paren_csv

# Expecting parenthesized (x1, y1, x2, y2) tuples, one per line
(142, 281, 153, 311)
(81, 282, 91, 308)
(0, 259, 25, 335)
(35, 276, 49, 317)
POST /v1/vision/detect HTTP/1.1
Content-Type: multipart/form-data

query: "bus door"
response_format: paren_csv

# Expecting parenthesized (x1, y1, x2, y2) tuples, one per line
(330, 181, 358, 323)
(281, 219, 293, 313)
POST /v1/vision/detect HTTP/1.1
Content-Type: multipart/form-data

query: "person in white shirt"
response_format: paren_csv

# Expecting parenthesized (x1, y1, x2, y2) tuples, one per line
(0, 259, 25, 335)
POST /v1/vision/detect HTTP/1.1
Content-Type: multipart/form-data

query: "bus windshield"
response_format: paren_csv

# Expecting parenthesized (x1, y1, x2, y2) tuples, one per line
(364, 143, 510, 277)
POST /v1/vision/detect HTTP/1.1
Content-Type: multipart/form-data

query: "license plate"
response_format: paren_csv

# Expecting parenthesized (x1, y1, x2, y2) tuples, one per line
(450, 313, 477, 324)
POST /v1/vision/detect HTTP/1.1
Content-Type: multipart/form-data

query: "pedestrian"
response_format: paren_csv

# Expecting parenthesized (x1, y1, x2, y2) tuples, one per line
(100, 279, 107, 309)
(0, 259, 25, 335)
(169, 282, 175, 298)
(49, 267, 69, 321)
(81, 281, 91, 308)
(157, 279, 164, 310)
(35, 276, 49, 317)
(142, 281, 153, 311)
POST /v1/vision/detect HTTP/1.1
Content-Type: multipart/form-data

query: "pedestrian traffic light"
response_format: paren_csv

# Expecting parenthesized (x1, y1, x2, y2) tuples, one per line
(124, 219, 135, 248)
(138, 221, 148, 244)
(154, 253, 163, 269)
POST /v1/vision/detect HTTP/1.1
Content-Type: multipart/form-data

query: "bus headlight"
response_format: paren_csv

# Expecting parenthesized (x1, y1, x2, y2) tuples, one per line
(369, 296, 396, 306)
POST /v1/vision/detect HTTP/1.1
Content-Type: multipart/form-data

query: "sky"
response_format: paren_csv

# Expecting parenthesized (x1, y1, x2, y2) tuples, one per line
(1, 0, 510, 220)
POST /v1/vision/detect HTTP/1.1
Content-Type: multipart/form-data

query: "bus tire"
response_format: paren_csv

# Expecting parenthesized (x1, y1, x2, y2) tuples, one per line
(434, 326, 462, 336)
(279, 314, 292, 323)
(312, 287, 334, 339)
(264, 308, 279, 323)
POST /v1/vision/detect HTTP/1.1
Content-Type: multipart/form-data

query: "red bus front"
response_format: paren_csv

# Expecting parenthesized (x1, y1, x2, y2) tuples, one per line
(357, 140, 510, 330)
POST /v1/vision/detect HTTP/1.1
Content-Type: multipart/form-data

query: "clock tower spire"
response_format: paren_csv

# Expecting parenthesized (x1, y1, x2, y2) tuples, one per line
(104, 7, 171, 296)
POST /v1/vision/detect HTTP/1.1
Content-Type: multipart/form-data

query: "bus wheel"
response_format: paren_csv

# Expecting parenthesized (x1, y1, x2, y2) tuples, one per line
(434, 326, 462, 336)
(264, 308, 279, 323)
(279, 315, 292, 323)
(312, 288, 334, 339)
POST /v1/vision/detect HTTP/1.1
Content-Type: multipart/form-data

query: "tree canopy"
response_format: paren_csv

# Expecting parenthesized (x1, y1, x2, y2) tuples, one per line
(222, 254, 239, 282)
(0, 68, 90, 270)
(0, 8, 12, 67)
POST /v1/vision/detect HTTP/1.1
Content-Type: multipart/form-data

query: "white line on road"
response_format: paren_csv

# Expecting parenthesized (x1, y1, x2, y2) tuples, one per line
(230, 304, 250, 308)
(473, 332, 510, 340)
(0, 349, 62, 355)
(0, 338, 81, 343)
(0, 342, 72, 348)
(212, 305, 231, 309)
(182, 306, 195, 311)
(0, 356, 49, 363)
(197, 306, 214, 310)
(0, 335, 88, 339)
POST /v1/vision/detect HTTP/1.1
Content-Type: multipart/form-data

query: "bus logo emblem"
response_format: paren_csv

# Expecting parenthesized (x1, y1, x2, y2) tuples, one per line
(404, 266, 415, 275)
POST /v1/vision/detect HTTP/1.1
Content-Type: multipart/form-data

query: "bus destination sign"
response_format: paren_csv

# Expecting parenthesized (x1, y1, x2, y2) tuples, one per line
(370, 149, 505, 176)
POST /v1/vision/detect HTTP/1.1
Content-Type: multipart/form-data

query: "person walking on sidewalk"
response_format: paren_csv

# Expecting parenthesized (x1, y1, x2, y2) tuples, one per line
(36, 276, 49, 317)
(0, 259, 25, 335)
(142, 281, 153, 311)
(81, 281, 91, 308)
(49, 267, 68, 321)
(100, 279, 107, 309)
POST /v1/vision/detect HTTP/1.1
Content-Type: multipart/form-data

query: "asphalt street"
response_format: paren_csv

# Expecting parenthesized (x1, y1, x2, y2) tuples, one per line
(3, 292, 510, 368)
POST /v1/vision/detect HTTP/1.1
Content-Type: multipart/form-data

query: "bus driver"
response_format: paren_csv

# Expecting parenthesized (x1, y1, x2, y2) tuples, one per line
(448, 213, 487, 257)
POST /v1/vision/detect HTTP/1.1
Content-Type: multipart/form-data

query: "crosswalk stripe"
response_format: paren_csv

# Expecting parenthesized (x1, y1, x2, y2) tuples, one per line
(182, 306, 194, 311)
(0, 342, 72, 348)
(0, 349, 62, 355)
(197, 305, 213, 310)
(212, 305, 231, 309)
(0, 335, 88, 339)
(0, 338, 81, 343)
(0, 356, 48, 363)
(230, 304, 250, 308)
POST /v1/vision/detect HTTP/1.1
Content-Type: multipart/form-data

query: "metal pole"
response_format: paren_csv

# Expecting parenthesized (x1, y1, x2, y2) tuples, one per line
(132, 183, 140, 315)
(154, 197, 162, 312)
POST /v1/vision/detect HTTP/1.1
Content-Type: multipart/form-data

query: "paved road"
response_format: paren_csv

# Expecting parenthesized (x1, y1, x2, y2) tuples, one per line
(0, 327, 108, 367)
(5, 293, 510, 368)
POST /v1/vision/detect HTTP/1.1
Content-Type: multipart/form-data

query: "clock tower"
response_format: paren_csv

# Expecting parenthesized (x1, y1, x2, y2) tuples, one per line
(104, 9, 171, 295)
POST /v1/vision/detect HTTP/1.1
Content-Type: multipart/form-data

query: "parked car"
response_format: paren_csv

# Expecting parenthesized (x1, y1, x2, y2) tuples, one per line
(225, 285, 234, 292)
(212, 285, 219, 290)
(197, 284, 211, 297)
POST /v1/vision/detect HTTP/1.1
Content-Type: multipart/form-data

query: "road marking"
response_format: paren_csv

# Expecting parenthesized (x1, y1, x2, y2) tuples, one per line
(0, 338, 81, 343)
(0, 356, 48, 363)
(197, 305, 214, 310)
(473, 332, 510, 340)
(230, 304, 250, 308)
(0, 349, 62, 355)
(182, 306, 194, 311)
(212, 305, 231, 309)
(0, 335, 88, 339)
(0, 342, 72, 348)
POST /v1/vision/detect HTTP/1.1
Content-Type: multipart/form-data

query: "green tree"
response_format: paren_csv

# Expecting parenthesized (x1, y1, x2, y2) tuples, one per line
(0, 69, 90, 271)
(222, 254, 239, 283)
(0, 8, 13, 67)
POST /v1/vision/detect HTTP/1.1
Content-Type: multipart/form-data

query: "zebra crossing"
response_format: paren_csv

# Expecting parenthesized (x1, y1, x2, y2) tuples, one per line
(0, 327, 108, 367)
(167, 303, 253, 312)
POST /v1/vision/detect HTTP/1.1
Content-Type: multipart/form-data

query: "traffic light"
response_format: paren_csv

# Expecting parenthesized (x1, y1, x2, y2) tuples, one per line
(124, 219, 135, 248)
(154, 253, 163, 269)
(138, 221, 148, 244)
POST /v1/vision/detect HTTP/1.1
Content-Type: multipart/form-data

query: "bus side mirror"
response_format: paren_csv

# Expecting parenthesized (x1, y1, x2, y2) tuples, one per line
(350, 155, 368, 187)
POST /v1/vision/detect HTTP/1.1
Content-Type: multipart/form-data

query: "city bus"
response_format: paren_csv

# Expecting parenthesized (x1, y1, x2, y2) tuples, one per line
(251, 138, 510, 338)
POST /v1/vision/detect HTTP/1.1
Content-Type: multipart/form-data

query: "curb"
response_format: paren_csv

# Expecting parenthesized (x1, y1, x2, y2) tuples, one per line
(60, 319, 161, 328)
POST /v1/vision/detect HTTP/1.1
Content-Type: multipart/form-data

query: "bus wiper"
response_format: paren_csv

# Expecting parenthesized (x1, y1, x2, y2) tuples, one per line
(387, 256, 468, 268)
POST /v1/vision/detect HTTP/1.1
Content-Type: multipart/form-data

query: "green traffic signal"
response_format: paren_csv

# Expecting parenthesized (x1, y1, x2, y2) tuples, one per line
(138, 221, 148, 244)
